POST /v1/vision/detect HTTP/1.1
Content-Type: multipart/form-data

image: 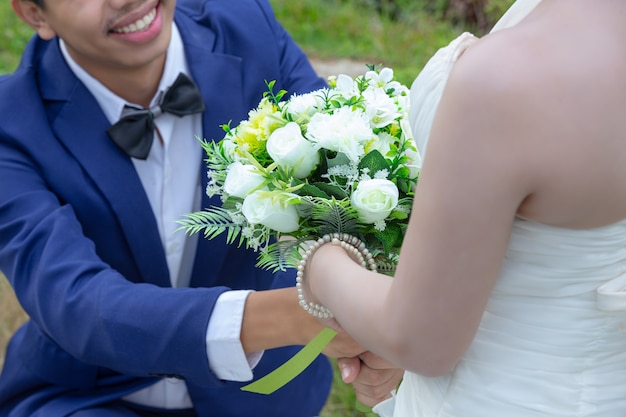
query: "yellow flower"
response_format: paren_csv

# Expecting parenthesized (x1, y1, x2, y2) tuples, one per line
(232, 98, 284, 162)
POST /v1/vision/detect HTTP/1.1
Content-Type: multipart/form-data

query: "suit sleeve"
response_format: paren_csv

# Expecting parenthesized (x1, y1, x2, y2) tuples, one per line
(253, 0, 328, 94)
(0, 90, 229, 389)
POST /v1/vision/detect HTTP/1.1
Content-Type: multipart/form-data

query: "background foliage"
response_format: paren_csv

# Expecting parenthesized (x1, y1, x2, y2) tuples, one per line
(0, 0, 513, 415)
(270, 0, 514, 87)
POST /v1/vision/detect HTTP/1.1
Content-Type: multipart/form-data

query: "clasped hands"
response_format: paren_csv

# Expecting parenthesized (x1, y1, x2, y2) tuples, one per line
(319, 306, 403, 407)
(295, 240, 403, 407)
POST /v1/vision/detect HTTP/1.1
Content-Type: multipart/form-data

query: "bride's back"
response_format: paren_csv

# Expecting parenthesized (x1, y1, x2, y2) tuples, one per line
(453, 0, 626, 230)
(387, 3, 626, 416)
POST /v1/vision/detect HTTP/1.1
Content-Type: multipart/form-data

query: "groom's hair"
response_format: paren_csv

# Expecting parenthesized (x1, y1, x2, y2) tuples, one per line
(29, 0, 45, 8)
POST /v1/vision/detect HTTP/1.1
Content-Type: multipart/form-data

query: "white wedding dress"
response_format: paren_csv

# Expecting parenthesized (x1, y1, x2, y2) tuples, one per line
(373, 1, 626, 415)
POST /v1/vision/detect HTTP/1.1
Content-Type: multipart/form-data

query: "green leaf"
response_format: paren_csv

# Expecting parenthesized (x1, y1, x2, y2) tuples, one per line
(374, 222, 403, 255)
(389, 210, 409, 221)
(325, 151, 351, 168)
(394, 165, 411, 179)
(358, 150, 390, 176)
(310, 182, 349, 200)
(296, 183, 331, 199)
(264, 79, 287, 104)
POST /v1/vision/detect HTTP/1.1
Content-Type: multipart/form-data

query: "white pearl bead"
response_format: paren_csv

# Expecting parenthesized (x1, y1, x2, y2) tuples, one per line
(296, 233, 378, 319)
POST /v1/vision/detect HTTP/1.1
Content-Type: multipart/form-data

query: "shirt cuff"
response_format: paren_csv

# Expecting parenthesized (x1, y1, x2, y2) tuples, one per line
(206, 290, 263, 381)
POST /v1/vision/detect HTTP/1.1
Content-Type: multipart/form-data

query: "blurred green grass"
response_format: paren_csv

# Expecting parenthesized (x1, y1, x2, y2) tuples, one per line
(0, 274, 27, 371)
(0, 2, 32, 74)
(270, 0, 459, 87)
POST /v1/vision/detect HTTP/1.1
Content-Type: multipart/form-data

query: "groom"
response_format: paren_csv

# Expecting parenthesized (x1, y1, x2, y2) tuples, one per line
(0, 0, 402, 416)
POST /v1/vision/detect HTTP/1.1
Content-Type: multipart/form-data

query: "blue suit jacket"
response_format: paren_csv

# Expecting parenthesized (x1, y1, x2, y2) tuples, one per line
(0, 1, 331, 416)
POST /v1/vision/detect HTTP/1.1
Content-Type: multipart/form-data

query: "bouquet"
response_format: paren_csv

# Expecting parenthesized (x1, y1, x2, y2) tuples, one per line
(180, 66, 421, 274)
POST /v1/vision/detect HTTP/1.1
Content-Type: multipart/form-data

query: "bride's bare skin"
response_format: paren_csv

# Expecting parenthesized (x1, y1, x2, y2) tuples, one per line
(308, 0, 626, 376)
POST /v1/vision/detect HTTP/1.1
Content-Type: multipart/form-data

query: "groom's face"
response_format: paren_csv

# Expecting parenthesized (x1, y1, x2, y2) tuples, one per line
(13, 0, 176, 78)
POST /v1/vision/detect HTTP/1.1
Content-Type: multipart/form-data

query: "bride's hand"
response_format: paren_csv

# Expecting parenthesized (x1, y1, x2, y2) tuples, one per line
(338, 351, 404, 407)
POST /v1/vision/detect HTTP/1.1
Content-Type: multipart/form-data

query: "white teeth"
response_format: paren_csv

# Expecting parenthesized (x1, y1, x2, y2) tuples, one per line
(112, 8, 156, 34)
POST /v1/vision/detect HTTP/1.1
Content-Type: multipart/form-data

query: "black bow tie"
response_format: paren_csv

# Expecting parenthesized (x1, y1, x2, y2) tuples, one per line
(107, 73, 205, 160)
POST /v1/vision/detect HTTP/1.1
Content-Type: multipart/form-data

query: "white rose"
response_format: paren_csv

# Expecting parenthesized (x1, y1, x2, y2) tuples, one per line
(241, 191, 300, 233)
(223, 162, 266, 199)
(351, 178, 399, 223)
(266, 122, 320, 178)
(307, 107, 374, 163)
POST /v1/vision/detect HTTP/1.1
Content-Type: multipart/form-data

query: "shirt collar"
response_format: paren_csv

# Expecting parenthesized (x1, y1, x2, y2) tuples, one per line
(59, 23, 189, 124)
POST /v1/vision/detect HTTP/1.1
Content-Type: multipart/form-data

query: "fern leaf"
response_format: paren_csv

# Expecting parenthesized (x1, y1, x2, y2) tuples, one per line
(303, 197, 361, 237)
(177, 207, 243, 246)
(256, 239, 302, 272)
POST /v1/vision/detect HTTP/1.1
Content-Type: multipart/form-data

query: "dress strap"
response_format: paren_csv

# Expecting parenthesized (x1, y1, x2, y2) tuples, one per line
(408, 32, 477, 157)
(490, 0, 543, 33)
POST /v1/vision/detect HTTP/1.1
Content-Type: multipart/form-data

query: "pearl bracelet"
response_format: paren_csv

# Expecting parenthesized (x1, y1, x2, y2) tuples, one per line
(296, 233, 377, 318)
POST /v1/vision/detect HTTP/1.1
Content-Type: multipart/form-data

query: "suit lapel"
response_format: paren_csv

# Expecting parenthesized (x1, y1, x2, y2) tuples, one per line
(39, 41, 171, 287)
(38, 15, 250, 289)
(176, 14, 248, 287)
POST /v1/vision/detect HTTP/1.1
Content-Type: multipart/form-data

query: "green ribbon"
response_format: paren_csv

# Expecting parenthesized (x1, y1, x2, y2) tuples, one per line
(241, 327, 338, 394)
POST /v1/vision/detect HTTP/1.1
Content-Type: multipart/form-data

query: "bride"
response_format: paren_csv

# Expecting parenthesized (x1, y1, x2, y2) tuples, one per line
(301, 1, 626, 416)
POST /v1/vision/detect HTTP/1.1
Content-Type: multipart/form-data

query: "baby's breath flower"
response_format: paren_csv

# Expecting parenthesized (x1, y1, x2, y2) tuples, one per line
(374, 220, 387, 232)
(230, 212, 246, 224)
(359, 171, 372, 182)
(326, 164, 358, 179)
(206, 183, 221, 198)
(248, 236, 261, 251)
(374, 169, 389, 179)
(242, 226, 255, 239)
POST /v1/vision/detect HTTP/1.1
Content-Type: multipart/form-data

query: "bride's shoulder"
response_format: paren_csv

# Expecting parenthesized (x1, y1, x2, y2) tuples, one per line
(440, 24, 567, 121)
(452, 29, 539, 89)
(437, 34, 535, 119)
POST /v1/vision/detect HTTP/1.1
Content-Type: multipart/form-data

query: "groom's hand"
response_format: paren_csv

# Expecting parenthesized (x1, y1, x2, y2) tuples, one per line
(337, 352, 404, 407)
(321, 330, 366, 359)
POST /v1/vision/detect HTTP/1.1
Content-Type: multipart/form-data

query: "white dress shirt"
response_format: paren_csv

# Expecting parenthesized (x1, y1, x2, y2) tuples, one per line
(60, 24, 261, 409)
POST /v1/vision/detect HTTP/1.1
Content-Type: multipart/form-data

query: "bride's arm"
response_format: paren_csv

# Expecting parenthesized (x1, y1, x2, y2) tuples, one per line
(308, 35, 539, 377)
